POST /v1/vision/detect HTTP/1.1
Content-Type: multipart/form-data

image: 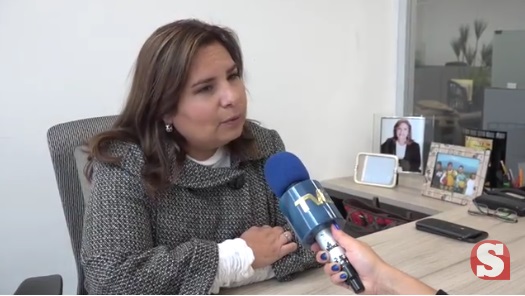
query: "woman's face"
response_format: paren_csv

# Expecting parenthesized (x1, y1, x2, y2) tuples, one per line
(166, 42, 247, 159)
(395, 123, 409, 140)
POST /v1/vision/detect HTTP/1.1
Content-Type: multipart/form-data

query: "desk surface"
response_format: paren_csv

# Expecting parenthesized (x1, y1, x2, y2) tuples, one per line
(321, 174, 462, 215)
(225, 207, 525, 295)
(223, 174, 525, 295)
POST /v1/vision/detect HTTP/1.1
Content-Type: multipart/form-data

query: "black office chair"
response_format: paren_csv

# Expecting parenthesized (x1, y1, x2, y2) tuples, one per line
(14, 116, 117, 295)
(14, 275, 63, 295)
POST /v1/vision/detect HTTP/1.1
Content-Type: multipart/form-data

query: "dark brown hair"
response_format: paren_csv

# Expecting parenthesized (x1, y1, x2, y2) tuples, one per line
(392, 119, 413, 144)
(85, 19, 256, 195)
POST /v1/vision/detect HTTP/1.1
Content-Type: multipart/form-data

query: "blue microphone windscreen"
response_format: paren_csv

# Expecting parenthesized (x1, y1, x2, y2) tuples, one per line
(264, 152, 310, 198)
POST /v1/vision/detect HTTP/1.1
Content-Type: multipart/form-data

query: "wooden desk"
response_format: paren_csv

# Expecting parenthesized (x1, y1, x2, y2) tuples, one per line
(223, 175, 525, 295)
(321, 174, 461, 215)
(225, 208, 524, 294)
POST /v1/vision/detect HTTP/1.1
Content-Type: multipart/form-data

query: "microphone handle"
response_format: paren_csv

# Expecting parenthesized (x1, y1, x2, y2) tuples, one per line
(315, 228, 365, 294)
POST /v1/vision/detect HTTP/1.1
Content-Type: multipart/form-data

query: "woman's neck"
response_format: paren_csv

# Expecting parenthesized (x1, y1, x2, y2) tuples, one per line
(397, 138, 407, 145)
(186, 147, 219, 161)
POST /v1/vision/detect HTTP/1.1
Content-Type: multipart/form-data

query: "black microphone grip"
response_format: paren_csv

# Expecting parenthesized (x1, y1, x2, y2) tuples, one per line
(316, 227, 365, 294)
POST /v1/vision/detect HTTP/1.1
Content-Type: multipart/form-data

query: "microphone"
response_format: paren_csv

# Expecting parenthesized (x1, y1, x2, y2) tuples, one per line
(264, 152, 365, 294)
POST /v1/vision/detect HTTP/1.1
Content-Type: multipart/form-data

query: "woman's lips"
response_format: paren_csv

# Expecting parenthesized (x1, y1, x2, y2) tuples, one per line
(221, 115, 242, 126)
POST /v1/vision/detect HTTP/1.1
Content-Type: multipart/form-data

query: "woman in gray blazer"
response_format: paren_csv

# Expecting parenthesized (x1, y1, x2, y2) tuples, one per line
(81, 19, 319, 294)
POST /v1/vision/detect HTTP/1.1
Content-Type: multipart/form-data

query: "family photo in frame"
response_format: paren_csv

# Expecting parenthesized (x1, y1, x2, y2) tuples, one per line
(422, 142, 491, 205)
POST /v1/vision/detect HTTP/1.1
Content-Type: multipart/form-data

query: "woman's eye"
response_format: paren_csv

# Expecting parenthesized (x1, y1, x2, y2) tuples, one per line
(228, 72, 240, 80)
(197, 85, 213, 93)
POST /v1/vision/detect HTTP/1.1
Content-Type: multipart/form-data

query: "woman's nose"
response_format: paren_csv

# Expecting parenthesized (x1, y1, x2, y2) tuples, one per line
(219, 84, 236, 107)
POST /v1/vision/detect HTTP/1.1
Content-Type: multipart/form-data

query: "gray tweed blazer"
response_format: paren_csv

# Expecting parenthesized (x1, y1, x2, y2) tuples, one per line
(80, 121, 320, 294)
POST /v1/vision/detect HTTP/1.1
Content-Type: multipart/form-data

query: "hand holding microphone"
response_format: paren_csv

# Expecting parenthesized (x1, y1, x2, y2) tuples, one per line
(312, 224, 440, 295)
(264, 152, 365, 294)
(311, 224, 387, 294)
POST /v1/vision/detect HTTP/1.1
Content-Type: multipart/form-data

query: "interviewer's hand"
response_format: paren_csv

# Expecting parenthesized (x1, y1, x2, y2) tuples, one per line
(310, 224, 388, 294)
(241, 226, 297, 269)
(311, 224, 437, 295)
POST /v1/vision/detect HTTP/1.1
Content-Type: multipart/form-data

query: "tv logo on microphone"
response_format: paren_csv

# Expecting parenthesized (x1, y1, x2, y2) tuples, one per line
(294, 189, 332, 213)
(470, 240, 510, 280)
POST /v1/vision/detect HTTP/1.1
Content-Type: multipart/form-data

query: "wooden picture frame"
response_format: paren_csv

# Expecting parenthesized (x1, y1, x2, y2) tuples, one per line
(422, 142, 491, 205)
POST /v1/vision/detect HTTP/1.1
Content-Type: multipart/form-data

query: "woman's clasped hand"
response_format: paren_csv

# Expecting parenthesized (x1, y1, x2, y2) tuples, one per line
(241, 226, 297, 269)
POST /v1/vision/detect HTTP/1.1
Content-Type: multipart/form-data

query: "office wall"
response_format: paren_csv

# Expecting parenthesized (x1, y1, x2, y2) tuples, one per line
(416, 0, 525, 66)
(0, 0, 400, 294)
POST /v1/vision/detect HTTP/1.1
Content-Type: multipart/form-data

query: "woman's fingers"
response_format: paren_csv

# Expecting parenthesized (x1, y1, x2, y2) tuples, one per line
(279, 242, 298, 258)
(317, 251, 343, 277)
(323, 261, 341, 276)
(316, 250, 330, 263)
(279, 231, 293, 245)
(330, 271, 349, 285)
(316, 250, 348, 287)
(310, 243, 322, 253)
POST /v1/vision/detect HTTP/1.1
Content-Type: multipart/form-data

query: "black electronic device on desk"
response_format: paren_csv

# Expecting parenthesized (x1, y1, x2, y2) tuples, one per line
(415, 218, 488, 243)
(474, 188, 525, 216)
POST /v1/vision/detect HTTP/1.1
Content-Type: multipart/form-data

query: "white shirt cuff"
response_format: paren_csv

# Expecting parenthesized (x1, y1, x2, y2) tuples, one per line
(209, 238, 275, 294)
